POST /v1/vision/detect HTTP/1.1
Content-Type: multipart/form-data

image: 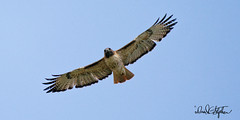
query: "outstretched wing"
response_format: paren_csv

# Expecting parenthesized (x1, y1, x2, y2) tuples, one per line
(117, 14, 177, 66)
(43, 58, 112, 93)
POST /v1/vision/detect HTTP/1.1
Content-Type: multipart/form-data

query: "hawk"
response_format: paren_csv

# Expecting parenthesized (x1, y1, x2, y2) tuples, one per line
(43, 14, 177, 93)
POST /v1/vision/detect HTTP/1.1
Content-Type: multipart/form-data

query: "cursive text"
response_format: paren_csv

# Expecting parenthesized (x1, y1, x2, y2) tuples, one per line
(194, 104, 232, 118)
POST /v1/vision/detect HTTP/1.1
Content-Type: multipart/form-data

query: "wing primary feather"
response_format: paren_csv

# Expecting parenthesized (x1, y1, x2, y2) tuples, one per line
(162, 14, 173, 24)
(45, 78, 56, 81)
(46, 89, 53, 93)
(158, 14, 167, 24)
(164, 18, 176, 25)
(57, 78, 69, 91)
(168, 22, 178, 28)
(46, 88, 56, 93)
(42, 81, 55, 85)
(44, 84, 55, 91)
(152, 17, 160, 26)
(52, 74, 62, 77)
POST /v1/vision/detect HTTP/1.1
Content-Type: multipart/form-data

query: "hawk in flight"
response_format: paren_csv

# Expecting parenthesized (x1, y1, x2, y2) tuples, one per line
(43, 14, 177, 93)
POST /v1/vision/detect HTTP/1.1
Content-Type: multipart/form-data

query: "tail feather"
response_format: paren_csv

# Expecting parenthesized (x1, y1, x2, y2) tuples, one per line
(113, 72, 126, 84)
(113, 67, 134, 84)
(124, 67, 134, 80)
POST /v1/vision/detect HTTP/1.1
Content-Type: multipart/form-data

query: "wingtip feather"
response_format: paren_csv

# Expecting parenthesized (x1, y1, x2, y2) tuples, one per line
(158, 14, 167, 24)
(162, 14, 173, 24)
(42, 81, 55, 85)
(52, 74, 62, 77)
(152, 17, 160, 26)
(45, 78, 56, 81)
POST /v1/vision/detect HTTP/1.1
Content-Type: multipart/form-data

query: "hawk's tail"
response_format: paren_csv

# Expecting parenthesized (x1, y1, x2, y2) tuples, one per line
(113, 67, 134, 84)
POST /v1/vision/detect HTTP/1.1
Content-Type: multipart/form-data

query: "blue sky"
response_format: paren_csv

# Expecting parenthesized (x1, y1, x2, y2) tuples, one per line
(0, 0, 239, 120)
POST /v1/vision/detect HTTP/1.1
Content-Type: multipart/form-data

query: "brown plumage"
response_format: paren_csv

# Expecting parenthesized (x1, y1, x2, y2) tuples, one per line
(43, 14, 177, 93)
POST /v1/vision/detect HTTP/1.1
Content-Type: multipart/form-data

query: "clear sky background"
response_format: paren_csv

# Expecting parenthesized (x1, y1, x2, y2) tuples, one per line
(0, 0, 239, 120)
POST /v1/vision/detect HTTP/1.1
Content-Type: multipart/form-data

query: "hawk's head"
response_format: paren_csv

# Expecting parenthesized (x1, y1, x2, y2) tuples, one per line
(104, 48, 114, 58)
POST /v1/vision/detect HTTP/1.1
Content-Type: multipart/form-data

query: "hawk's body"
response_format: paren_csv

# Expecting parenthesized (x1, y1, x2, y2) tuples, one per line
(43, 14, 177, 93)
(104, 49, 134, 83)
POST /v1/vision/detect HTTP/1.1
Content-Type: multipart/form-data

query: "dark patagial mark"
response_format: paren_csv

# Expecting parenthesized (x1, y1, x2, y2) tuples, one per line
(66, 72, 72, 79)
(146, 29, 153, 35)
